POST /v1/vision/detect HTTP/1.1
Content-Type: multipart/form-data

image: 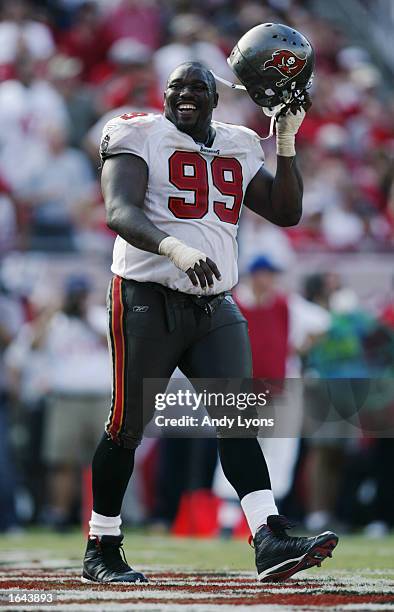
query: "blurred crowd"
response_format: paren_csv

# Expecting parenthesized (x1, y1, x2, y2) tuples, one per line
(0, 0, 393, 536)
(0, 0, 393, 255)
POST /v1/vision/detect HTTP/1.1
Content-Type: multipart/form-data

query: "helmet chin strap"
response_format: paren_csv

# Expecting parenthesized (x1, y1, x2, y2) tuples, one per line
(210, 70, 310, 141)
(260, 112, 279, 140)
(260, 103, 292, 140)
(210, 70, 283, 140)
(209, 70, 246, 91)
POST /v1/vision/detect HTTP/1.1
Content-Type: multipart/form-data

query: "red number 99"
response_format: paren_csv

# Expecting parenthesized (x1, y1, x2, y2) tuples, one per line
(168, 151, 243, 225)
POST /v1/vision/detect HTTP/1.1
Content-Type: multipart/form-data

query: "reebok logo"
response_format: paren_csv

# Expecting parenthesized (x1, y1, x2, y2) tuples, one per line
(200, 145, 220, 155)
(133, 305, 149, 313)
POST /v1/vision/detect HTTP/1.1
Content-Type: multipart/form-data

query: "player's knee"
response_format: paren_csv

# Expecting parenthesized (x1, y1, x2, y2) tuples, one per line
(119, 434, 143, 450)
(105, 429, 142, 450)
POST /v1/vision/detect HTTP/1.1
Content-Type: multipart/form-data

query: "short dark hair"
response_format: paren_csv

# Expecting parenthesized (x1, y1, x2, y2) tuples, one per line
(166, 61, 217, 94)
(304, 273, 325, 303)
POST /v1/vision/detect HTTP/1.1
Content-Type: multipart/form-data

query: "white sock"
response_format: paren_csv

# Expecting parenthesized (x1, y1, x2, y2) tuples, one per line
(89, 511, 122, 538)
(240, 490, 278, 537)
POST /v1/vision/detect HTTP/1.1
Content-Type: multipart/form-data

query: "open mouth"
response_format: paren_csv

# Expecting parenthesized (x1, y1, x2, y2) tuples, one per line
(176, 103, 198, 118)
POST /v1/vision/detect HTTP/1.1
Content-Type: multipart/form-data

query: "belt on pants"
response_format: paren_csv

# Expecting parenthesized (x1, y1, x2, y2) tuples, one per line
(135, 280, 231, 332)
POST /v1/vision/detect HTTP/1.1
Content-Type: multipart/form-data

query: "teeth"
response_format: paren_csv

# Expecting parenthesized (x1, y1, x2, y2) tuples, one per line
(178, 104, 196, 110)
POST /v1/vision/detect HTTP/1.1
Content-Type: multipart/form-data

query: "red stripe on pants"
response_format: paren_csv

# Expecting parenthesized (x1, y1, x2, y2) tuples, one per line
(108, 276, 126, 438)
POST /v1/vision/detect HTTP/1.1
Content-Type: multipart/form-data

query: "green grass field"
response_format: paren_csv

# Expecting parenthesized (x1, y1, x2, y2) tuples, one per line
(1, 528, 393, 577)
(1, 529, 394, 610)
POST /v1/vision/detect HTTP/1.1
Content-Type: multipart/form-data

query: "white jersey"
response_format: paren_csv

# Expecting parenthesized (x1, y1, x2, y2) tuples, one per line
(100, 112, 264, 295)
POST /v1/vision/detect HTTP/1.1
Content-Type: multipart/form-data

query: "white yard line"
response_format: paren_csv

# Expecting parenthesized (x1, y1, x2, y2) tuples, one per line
(3, 605, 394, 612)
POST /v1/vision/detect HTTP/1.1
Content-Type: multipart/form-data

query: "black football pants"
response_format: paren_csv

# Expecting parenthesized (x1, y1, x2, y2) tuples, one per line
(105, 276, 253, 448)
(92, 276, 271, 516)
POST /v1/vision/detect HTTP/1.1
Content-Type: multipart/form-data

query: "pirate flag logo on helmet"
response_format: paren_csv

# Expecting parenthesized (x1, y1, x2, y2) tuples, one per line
(263, 50, 307, 87)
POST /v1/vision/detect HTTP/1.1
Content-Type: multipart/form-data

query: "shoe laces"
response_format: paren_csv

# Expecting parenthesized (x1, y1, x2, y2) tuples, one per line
(100, 539, 131, 572)
(248, 515, 297, 547)
(267, 514, 296, 535)
(266, 515, 313, 556)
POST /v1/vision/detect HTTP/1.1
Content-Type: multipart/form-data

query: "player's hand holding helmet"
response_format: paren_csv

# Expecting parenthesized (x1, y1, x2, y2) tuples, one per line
(275, 91, 311, 156)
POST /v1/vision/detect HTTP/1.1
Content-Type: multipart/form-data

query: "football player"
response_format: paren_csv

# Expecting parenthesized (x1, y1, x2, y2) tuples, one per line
(82, 26, 338, 585)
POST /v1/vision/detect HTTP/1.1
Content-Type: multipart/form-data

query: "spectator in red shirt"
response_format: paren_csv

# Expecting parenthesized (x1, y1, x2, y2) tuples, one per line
(57, 2, 110, 82)
(234, 255, 288, 380)
(102, 0, 162, 51)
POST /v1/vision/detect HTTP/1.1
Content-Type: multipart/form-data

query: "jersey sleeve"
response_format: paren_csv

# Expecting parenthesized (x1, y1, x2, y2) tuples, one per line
(245, 132, 265, 183)
(99, 114, 152, 164)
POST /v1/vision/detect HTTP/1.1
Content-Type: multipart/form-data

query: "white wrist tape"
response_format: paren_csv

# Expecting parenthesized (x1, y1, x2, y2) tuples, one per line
(158, 236, 207, 272)
(276, 107, 306, 157)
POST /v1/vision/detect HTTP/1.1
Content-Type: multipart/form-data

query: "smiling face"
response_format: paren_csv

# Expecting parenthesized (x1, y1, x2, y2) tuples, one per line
(164, 63, 218, 143)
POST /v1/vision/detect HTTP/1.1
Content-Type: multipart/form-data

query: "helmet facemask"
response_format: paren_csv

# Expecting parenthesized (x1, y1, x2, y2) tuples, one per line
(260, 76, 313, 117)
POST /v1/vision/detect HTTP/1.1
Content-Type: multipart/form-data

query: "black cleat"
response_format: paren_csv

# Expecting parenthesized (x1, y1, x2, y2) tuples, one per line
(251, 515, 338, 582)
(82, 535, 148, 584)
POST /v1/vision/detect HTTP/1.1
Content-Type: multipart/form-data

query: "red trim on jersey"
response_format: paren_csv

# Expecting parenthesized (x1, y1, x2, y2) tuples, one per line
(107, 276, 126, 438)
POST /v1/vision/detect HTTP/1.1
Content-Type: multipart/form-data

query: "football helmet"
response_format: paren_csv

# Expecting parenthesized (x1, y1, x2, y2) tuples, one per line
(228, 23, 314, 111)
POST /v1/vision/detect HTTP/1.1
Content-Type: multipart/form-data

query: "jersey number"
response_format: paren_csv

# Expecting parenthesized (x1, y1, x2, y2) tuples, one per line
(168, 151, 243, 225)
(120, 112, 148, 120)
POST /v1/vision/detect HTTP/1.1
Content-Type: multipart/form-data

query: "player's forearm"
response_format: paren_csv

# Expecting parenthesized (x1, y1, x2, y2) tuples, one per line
(107, 202, 220, 286)
(106, 200, 168, 253)
(266, 103, 307, 226)
(270, 156, 303, 226)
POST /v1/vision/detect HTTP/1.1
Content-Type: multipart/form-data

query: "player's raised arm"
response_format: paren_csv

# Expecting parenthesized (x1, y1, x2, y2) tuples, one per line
(243, 95, 311, 227)
(226, 22, 314, 227)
